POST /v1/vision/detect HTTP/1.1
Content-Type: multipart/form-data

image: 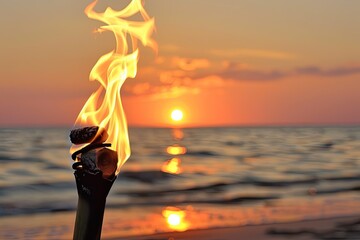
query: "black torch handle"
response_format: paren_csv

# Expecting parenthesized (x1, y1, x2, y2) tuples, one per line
(73, 171, 115, 240)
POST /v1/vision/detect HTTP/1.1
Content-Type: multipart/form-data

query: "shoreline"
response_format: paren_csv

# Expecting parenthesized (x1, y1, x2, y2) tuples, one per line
(114, 215, 360, 240)
(0, 209, 359, 240)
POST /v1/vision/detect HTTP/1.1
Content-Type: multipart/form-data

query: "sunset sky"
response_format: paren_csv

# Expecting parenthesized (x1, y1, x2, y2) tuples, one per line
(0, 0, 359, 127)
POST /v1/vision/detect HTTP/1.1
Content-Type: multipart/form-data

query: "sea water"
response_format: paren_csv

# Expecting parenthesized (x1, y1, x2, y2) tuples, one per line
(0, 127, 360, 237)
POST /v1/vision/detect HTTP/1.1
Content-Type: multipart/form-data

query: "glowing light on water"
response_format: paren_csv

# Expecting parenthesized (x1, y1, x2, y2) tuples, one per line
(161, 158, 182, 174)
(166, 144, 187, 156)
(162, 207, 189, 232)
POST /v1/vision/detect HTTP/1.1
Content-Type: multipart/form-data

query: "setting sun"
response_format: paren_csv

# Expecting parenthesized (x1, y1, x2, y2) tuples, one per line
(171, 109, 183, 122)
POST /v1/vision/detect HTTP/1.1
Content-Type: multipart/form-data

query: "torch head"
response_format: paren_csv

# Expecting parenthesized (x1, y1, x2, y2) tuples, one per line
(70, 127, 118, 181)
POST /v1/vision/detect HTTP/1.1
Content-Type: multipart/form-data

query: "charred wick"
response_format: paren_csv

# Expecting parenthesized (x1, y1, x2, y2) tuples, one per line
(70, 126, 109, 145)
(70, 126, 117, 179)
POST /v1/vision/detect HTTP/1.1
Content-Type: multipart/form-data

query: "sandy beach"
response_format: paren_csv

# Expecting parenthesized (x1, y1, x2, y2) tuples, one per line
(1, 211, 359, 239)
(1, 198, 360, 240)
(116, 216, 360, 240)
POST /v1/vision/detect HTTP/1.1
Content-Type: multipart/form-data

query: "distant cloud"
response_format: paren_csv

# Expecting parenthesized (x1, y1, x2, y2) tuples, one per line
(218, 64, 360, 82)
(217, 63, 286, 81)
(131, 82, 151, 95)
(175, 57, 211, 71)
(296, 66, 360, 77)
(150, 86, 200, 100)
(210, 48, 296, 60)
(124, 55, 360, 99)
(156, 56, 212, 71)
(160, 44, 181, 53)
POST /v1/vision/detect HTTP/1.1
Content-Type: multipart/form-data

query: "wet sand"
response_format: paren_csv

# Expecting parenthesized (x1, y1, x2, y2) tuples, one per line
(115, 216, 360, 240)
(0, 210, 359, 240)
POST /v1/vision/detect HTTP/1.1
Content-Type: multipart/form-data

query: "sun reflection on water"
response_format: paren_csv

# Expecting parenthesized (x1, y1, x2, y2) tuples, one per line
(161, 158, 182, 174)
(162, 207, 189, 232)
(162, 128, 186, 175)
(172, 128, 184, 140)
(166, 144, 187, 155)
(160, 129, 189, 231)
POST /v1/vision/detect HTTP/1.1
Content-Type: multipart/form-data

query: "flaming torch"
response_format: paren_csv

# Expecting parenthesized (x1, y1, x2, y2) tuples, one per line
(69, 0, 156, 239)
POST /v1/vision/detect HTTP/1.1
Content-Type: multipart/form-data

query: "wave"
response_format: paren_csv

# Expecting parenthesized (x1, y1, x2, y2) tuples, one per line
(0, 155, 44, 163)
(252, 179, 318, 187)
(186, 150, 220, 157)
(324, 175, 360, 181)
(311, 185, 360, 195)
(117, 182, 232, 197)
(119, 170, 176, 183)
(0, 194, 279, 217)
(0, 181, 75, 192)
(224, 141, 245, 146)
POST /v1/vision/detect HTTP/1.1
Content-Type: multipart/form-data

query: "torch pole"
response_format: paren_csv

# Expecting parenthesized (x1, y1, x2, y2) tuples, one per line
(70, 127, 118, 240)
(73, 170, 116, 240)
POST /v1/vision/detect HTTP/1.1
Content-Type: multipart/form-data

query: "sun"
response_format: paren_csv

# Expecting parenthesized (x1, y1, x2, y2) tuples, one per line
(171, 109, 183, 122)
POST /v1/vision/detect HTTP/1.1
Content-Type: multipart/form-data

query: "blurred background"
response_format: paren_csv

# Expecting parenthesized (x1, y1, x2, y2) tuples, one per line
(0, 0, 360, 239)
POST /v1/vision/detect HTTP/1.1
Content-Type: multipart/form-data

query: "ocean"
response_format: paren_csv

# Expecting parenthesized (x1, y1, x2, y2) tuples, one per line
(1, 127, 360, 238)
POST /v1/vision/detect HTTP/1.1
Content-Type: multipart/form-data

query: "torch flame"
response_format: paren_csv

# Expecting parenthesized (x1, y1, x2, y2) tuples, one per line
(72, 0, 156, 175)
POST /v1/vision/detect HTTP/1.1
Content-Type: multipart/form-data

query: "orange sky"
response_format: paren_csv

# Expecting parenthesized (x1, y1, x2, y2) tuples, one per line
(0, 0, 359, 127)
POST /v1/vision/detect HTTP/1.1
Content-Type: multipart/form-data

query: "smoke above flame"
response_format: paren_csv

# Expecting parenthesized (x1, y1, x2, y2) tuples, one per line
(72, 0, 156, 174)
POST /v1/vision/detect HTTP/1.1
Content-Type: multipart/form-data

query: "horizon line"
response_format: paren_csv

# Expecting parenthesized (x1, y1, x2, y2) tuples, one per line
(0, 122, 359, 129)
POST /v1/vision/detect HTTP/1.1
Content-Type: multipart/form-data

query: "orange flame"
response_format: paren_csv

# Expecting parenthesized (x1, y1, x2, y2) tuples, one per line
(162, 207, 189, 232)
(161, 158, 182, 174)
(71, 0, 156, 175)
